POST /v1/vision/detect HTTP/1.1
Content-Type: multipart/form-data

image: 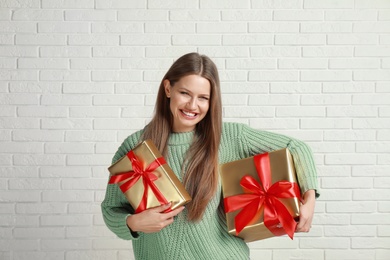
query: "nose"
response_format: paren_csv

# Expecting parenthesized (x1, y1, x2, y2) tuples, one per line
(187, 97, 197, 109)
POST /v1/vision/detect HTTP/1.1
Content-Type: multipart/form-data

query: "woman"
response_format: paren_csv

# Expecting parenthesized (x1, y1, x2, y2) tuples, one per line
(101, 52, 319, 259)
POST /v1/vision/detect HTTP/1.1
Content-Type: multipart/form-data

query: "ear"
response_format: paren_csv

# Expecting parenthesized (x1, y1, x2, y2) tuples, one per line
(163, 79, 171, 98)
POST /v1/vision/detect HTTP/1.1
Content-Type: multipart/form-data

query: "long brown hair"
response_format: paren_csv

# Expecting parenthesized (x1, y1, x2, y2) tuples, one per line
(142, 52, 222, 221)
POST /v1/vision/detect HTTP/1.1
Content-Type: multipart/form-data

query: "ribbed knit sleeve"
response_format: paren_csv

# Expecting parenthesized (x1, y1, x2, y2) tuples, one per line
(101, 130, 143, 240)
(229, 123, 320, 198)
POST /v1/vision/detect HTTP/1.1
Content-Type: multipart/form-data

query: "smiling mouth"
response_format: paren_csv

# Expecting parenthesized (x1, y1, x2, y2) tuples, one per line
(181, 110, 198, 118)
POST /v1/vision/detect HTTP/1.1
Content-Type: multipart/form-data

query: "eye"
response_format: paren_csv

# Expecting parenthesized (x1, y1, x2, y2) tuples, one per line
(200, 96, 209, 101)
(180, 91, 190, 96)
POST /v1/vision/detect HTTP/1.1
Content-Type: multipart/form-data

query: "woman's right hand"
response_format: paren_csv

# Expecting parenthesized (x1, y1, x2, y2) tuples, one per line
(126, 203, 185, 234)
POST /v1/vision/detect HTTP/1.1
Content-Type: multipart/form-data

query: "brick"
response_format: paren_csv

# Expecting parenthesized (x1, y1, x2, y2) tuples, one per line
(92, 238, 135, 249)
(172, 35, 221, 46)
(328, 34, 378, 45)
(63, 82, 114, 93)
(252, 46, 301, 57)
(318, 188, 352, 201)
(325, 225, 375, 237)
(376, 82, 390, 92)
(67, 154, 111, 166)
(0, 46, 37, 57)
(16, 34, 65, 45)
(18, 58, 68, 69)
(65, 251, 117, 260)
(16, 203, 66, 214)
(92, 22, 143, 33)
(0, 142, 42, 153)
(69, 35, 119, 46)
(322, 177, 372, 188)
(304, 0, 354, 9)
(40, 166, 91, 178)
(17, 106, 67, 118)
(379, 10, 390, 21)
(329, 58, 379, 69)
(354, 70, 390, 81)
(41, 238, 91, 250)
(274, 10, 323, 21)
(0, 191, 40, 202)
(221, 10, 272, 21)
(325, 250, 376, 260)
(301, 118, 351, 129)
(121, 59, 172, 71)
(122, 34, 171, 46)
(149, 0, 198, 8)
(10, 81, 61, 93)
(13, 252, 64, 260)
(327, 201, 376, 213)
(278, 58, 327, 69)
(0, 154, 12, 165)
(11, 9, 62, 20)
(14, 227, 64, 239)
(352, 237, 390, 249)
(0, 70, 37, 81)
(226, 58, 275, 69)
(12, 129, 64, 142)
(200, 0, 250, 8)
(93, 116, 145, 130)
(249, 22, 299, 33)
(222, 82, 268, 94)
(13, 154, 65, 166)
(248, 94, 299, 105)
(354, 22, 390, 33)
(41, 94, 91, 106)
(0, 35, 13, 45)
(379, 202, 390, 212)
(121, 106, 154, 118)
(252, 0, 301, 9)
(0, 106, 15, 116)
(355, 46, 390, 57)
(40, 46, 90, 58)
(378, 154, 390, 165)
(0, 9, 10, 20)
(303, 46, 353, 57)
(353, 118, 390, 129)
(301, 70, 351, 82)
(68, 203, 101, 214)
(383, 58, 390, 69)
(42, 0, 94, 8)
(378, 130, 390, 140)
(325, 154, 375, 165)
(95, 142, 120, 154)
(0, 166, 38, 178)
(224, 106, 274, 118)
(249, 118, 299, 130)
(276, 106, 325, 117)
(0, 239, 39, 251)
(0, 58, 16, 69)
(38, 22, 89, 33)
(44, 142, 93, 154)
(353, 189, 390, 201)
(40, 70, 89, 81)
(93, 94, 144, 106)
(325, 10, 377, 21)
(95, 0, 145, 8)
(353, 94, 390, 105)
(352, 165, 390, 177)
(69, 106, 120, 118)
(270, 82, 321, 93)
(327, 106, 377, 117)
(357, 142, 390, 153)
(61, 178, 107, 190)
(374, 177, 390, 188)
(249, 70, 298, 82)
(223, 35, 272, 46)
(301, 22, 352, 33)
(379, 107, 390, 117)
(92, 46, 144, 57)
(65, 130, 116, 142)
(145, 22, 194, 34)
(0, 22, 36, 33)
(41, 118, 92, 130)
(65, 10, 116, 21)
(303, 94, 351, 105)
(380, 34, 390, 44)
(300, 237, 350, 249)
(42, 191, 94, 202)
(0, 117, 39, 128)
(119, 10, 167, 21)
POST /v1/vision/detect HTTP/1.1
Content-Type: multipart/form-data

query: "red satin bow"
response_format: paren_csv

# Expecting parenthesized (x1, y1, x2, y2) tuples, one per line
(109, 150, 169, 213)
(224, 152, 301, 239)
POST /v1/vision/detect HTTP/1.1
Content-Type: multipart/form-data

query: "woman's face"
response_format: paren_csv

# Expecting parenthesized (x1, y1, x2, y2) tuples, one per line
(164, 74, 211, 133)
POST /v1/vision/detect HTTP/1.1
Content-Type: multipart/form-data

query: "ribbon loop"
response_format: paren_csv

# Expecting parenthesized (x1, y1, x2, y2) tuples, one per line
(109, 150, 169, 213)
(224, 152, 301, 239)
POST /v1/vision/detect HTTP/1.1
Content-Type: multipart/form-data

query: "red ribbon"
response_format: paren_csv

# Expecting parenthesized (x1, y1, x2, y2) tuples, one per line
(109, 150, 169, 213)
(224, 152, 301, 239)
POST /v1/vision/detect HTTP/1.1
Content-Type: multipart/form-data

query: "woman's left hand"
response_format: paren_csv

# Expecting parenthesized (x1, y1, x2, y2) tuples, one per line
(296, 189, 316, 232)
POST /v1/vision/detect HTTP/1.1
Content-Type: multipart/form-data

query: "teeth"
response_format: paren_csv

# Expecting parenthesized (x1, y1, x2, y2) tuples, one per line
(182, 111, 196, 117)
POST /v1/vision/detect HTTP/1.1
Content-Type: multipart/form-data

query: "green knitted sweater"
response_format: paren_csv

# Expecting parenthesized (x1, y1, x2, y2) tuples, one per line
(101, 122, 319, 260)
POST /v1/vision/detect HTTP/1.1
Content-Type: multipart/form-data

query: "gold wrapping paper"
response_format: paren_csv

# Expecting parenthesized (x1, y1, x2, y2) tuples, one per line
(108, 139, 191, 212)
(220, 148, 300, 242)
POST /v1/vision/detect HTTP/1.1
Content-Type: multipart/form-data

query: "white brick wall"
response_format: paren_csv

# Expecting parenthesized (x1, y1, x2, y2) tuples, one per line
(1, 1, 389, 260)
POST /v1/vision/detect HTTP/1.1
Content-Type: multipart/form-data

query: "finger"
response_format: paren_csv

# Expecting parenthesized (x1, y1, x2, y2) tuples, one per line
(153, 202, 172, 212)
(164, 206, 185, 218)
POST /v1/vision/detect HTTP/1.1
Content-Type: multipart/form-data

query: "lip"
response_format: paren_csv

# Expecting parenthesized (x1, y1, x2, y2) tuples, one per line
(180, 109, 198, 119)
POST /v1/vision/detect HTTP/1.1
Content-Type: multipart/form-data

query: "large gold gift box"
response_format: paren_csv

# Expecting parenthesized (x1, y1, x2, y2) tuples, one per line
(220, 148, 301, 242)
(108, 139, 191, 213)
